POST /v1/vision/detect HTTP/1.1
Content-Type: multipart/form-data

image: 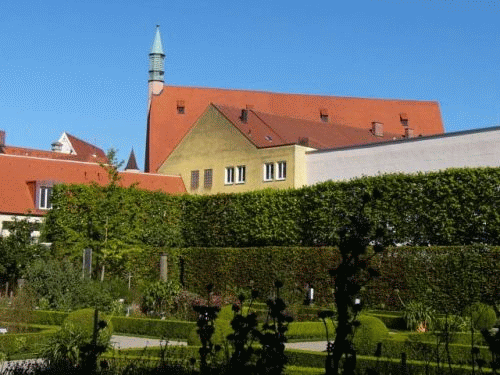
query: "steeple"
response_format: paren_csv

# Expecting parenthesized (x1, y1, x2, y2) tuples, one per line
(125, 148, 139, 172)
(148, 25, 165, 109)
(149, 25, 165, 83)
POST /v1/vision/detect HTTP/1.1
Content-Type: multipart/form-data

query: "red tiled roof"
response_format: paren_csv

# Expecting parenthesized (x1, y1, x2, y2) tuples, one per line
(146, 85, 444, 172)
(0, 154, 185, 216)
(0, 133, 107, 163)
(214, 105, 402, 149)
(65, 133, 108, 162)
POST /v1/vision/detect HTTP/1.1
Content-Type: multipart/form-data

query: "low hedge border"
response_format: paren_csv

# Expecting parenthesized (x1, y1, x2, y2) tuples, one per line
(0, 325, 59, 359)
(286, 349, 495, 375)
(0, 309, 69, 326)
(110, 317, 195, 340)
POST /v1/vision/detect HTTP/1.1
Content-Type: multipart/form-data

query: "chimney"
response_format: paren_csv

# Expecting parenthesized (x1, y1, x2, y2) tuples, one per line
(298, 137, 309, 147)
(0, 130, 5, 146)
(405, 128, 414, 138)
(372, 122, 383, 137)
(240, 109, 248, 123)
(51, 141, 63, 152)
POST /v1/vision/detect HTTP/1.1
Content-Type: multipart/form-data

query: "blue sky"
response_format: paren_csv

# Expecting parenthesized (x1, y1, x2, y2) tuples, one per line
(1, 0, 498, 170)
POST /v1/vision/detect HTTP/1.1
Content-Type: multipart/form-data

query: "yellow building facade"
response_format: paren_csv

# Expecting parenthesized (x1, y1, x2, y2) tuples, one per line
(158, 105, 314, 195)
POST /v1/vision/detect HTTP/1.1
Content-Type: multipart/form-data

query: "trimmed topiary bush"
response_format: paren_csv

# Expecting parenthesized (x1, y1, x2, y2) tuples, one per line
(465, 302, 497, 330)
(187, 305, 234, 347)
(353, 315, 389, 355)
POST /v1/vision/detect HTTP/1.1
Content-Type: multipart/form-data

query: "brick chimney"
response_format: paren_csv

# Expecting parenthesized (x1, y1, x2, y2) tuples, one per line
(372, 122, 383, 137)
(0, 130, 5, 146)
(240, 109, 248, 123)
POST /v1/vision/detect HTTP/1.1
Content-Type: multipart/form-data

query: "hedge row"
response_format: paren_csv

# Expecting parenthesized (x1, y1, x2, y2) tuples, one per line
(46, 167, 500, 251)
(161, 245, 500, 311)
(110, 317, 195, 340)
(111, 348, 495, 375)
(0, 325, 58, 358)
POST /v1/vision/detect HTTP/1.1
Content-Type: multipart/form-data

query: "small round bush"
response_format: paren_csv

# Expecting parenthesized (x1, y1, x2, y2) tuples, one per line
(63, 308, 113, 347)
(187, 305, 234, 346)
(465, 303, 497, 330)
(353, 315, 389, 355)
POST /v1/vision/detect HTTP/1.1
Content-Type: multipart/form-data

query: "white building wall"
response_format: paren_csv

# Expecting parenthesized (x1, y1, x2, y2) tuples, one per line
(307, 127, 500, 185)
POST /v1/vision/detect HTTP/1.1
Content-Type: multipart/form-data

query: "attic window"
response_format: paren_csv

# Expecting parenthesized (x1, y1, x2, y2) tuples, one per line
(177, 100, 185, 115)
(39, 186, 53, 210)
(320, 109, 329, 123)
(400, 113, 408, 127)
(265, 135, 273, 141)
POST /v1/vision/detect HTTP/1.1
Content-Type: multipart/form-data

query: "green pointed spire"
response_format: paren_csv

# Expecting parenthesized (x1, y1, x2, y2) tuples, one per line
(150, 25, 165, 55)
(149, 25, 165, 82)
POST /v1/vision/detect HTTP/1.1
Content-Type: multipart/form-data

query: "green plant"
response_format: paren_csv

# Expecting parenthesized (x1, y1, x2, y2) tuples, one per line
(352, 315, 389, 355)
(465, 302, 497, 330)
(42, 308, 113, 368)
(403, 301, 436, 331)
(140, 280, 182, 317)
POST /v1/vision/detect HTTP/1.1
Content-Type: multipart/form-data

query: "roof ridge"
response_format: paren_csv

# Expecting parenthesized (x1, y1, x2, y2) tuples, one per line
(164, 84, 440, 104)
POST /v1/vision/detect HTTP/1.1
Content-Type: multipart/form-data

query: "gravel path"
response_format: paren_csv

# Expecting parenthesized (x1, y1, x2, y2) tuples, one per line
(111, 335, 327, 352)
(111, 335, 187, 350)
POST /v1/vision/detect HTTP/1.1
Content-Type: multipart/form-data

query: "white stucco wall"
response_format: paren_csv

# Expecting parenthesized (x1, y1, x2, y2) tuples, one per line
(307, 127, 500, 185)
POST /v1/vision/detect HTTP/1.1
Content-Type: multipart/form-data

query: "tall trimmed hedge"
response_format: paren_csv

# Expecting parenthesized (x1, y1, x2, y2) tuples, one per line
(161, 245, 500, 310)
(45, 167, 500, 251)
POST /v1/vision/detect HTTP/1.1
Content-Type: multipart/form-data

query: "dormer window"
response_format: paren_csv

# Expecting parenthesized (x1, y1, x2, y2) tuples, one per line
(39, 186, 53, 210)
(177, 100, 185, 114)
(320, 109, 329, 123)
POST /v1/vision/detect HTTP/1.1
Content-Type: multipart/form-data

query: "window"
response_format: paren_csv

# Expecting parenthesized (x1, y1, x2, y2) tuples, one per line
(225, 167, 235, 184)
(277, 161, 287, 180)
(263, 163, 274, 181)
(236, 165, 246, 184)
(191, 170, 199, 190)
(177, 100, 185, 114)
(204, 169, 213, 189)
(39, 186, 53, 209)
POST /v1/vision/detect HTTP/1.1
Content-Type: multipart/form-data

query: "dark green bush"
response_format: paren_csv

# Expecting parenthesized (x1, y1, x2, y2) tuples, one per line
(353, 315, 389, 355)
(465, 302, 497, 330)
(63, 308, 113, 347)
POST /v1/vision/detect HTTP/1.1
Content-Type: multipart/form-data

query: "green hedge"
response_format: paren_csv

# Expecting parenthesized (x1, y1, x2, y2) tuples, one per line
(110, 316, 195, 340)
(47, 167, 500, 252)
(166, 245, 500, 311)
(0, 309, 69, 326)
(0, 325, 58, 358)
(286, 349, 495, 375)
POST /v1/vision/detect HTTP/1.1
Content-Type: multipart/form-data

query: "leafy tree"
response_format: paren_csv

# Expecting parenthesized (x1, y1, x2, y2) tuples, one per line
(0, 218, 48, 285)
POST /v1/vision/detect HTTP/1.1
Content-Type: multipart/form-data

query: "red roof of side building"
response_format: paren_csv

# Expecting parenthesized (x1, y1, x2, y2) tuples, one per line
(1, 133, 108, 164)
(65, 133, 108, 162)
(147, 85, 444, 172)
(214, 105, 402, 149)
(0, 154, 186, 216)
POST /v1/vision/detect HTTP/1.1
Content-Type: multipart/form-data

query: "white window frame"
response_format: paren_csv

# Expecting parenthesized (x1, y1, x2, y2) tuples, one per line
(263, 163, 274, 182)
(236, 165, 246, 184)
(276, 161, 287, 180)
(225, 166, 235, 185)
(39, 186, 53, 210)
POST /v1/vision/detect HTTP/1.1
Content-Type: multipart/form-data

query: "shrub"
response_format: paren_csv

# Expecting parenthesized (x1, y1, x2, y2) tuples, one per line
(140, 280, 182, 317)
(465, 302, 497, 330)
(352, 315, 389, 355)
(403, 301, 436, 331)
(187, 305, 234, 347)
(41, 308, 113, 366)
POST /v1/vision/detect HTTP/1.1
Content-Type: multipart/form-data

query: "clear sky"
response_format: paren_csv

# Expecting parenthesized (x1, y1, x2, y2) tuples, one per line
(1, 0, 499, 170)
